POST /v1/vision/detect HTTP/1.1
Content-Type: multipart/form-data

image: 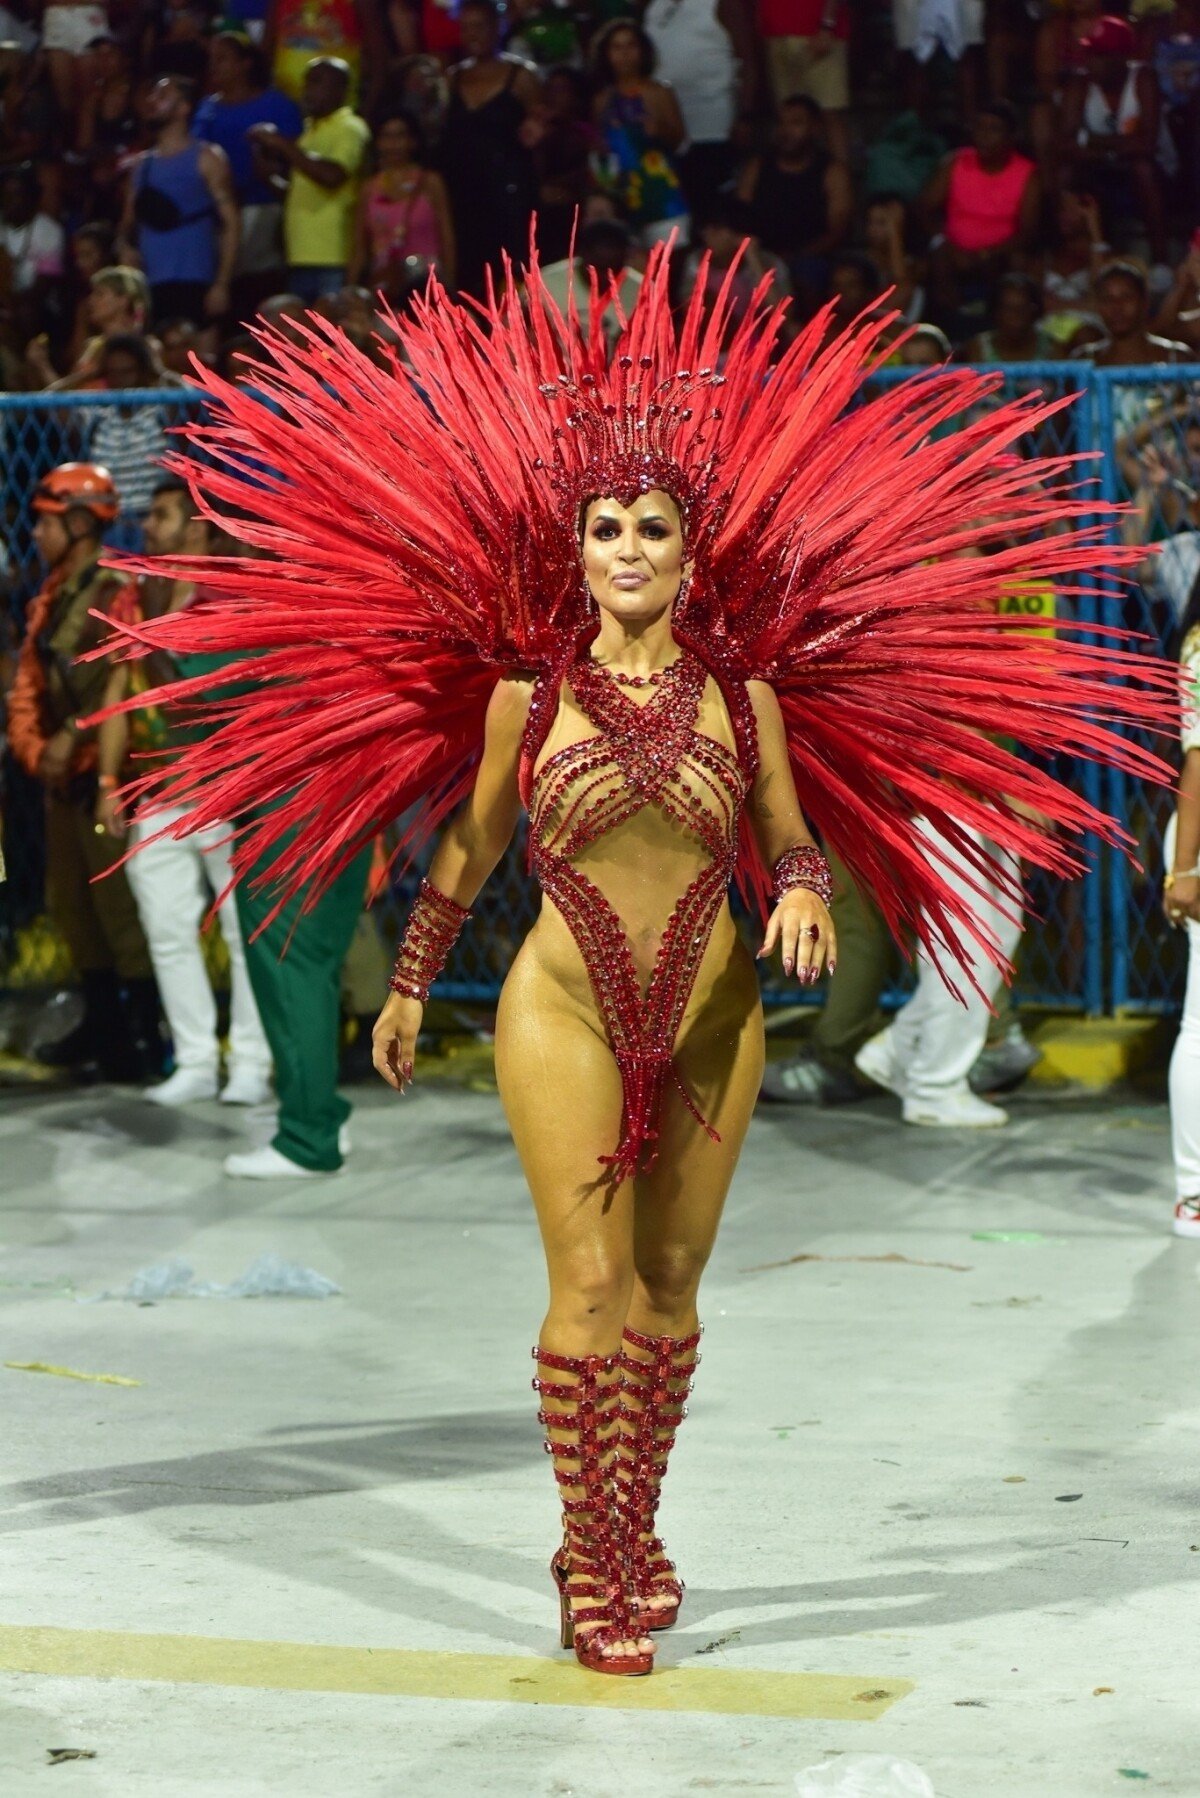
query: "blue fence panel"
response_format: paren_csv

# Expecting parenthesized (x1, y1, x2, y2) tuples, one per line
(870, 362, 1109, 1013)
(1092, 365, 1192, 1013)
(0, 389, 204, 613)
(0, 391, 206, 973)
(0, 373, 1185, 1014)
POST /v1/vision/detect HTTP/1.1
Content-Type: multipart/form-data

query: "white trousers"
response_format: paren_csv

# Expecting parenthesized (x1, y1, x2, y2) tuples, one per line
(126, 806, 271, 1077)
(1170, 918, 1200, 1201)
(890, 820, 1023, 1104)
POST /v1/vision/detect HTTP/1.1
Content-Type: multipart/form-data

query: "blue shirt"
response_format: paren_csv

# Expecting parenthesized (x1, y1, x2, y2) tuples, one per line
(194, 88, 303, 205)
(135, 141, 218, 286)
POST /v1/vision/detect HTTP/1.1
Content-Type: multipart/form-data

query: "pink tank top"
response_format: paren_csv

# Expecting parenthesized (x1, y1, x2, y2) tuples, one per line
(945, 148, 1035, 254)
(365, 177, 442, 273)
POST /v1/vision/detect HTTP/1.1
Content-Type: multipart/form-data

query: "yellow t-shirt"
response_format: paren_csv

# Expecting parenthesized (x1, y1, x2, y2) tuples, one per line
(998, 575, 1056, 635)
(991, 575, 1056, 755)
(283, 105, 370, 269)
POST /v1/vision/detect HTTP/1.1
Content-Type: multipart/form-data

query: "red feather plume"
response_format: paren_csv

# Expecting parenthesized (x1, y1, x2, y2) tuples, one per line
(87, 238, 1181, 991)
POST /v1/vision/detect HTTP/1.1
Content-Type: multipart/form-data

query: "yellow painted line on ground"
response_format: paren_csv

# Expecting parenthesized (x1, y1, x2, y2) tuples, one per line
(0, 1625, 912, 1719)
(4, 1362, 141, 1386)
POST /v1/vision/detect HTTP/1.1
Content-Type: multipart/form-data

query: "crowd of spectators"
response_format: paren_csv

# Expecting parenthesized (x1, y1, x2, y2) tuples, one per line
(1, 0, 1199, 1163)
(0, 0, 1197, 403)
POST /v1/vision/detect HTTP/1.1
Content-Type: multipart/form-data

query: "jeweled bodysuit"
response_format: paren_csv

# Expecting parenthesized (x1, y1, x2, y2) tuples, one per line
(519, 648, 759, 1182)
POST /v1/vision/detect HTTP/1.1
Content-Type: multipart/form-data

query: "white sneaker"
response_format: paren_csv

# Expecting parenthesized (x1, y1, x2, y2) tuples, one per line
(145, 1067, 219, 1106)
(222, 1144, 340, 1179)
(854, 1029, 906, 1099)
(338, 1124, 351, 1157)
(903, 1089, 1009, 1129)
(219, 1068, 273, 1106)
(1172, 1197, 1200, 1239)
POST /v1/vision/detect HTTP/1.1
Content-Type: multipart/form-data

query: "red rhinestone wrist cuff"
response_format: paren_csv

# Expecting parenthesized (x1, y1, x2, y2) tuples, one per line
(388, 879, 470, 1003)
(772, 845, 832, 908)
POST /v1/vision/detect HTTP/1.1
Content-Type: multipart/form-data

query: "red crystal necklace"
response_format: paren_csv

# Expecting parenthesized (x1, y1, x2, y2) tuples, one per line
(590, 654, 686, 691)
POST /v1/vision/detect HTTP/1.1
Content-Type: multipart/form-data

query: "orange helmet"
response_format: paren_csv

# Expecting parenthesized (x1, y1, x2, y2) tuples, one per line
(32, 462, 120, 524)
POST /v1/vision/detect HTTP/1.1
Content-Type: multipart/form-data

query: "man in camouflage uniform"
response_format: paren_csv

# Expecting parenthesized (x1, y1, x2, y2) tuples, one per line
(7, 462, 162, 1079)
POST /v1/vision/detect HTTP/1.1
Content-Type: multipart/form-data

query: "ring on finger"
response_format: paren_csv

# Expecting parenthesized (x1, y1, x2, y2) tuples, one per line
(803, 924, 821, 939)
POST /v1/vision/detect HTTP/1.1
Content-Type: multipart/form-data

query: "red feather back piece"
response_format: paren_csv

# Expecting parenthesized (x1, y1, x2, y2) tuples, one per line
(90, 239, 1180, 990)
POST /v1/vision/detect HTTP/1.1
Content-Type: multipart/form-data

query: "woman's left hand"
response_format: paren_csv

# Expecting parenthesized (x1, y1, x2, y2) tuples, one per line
(757, 893, 837, 985)
(1164, 872, 1200, 927)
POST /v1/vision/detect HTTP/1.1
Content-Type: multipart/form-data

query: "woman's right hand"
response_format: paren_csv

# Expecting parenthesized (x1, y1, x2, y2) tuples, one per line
(26, 334, 55, 384)
(372, 992, 423, 1093)
(96, 791, 126, 840)
(1139, 442, 1172, 489)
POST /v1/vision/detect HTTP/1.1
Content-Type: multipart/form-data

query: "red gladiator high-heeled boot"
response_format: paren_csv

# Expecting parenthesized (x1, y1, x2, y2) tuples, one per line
(532, 1346, 654, 1677)
(615, 1324, 702, 1631)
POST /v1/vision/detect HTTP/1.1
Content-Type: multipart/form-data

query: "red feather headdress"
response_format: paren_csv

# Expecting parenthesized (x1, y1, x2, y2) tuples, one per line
(88, 239, 1180, 989)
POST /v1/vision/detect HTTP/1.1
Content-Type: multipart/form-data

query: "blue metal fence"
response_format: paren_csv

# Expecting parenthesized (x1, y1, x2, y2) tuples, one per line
(0, 372, 1188, 1013)
(1090, 365, 1192, 1013)
(0, 388, 204, 588)
(867, 360, 1140, 1017)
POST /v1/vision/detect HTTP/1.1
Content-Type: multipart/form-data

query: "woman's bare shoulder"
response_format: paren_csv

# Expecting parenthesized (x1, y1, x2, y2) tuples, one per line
(744, 677, 782, 719)
(486, 672, 539, 734)
(489, 671, 538, 709)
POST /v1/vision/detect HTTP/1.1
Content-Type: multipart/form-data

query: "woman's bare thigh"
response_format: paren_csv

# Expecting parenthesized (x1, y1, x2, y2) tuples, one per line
(495, 936, 636, 1284)
(633, 944, 765, 1275)
(496, 929, 765, 1298)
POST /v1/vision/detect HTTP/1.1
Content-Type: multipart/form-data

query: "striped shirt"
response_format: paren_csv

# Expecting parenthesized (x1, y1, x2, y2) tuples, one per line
(84, 404, 171, 519)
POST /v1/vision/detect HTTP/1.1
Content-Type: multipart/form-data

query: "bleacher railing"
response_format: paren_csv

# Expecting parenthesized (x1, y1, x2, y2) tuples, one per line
(0, 371, 1189, 1013)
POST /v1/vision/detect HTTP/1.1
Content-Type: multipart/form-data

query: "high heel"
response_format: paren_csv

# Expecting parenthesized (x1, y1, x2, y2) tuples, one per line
(553, 1553, 575, 1649)
(533, 1346, 654, 1677)
(615, 1324, 702, 1631)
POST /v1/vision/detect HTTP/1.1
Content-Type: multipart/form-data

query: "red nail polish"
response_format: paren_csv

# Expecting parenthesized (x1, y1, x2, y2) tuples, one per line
(783, 959, 793, 975)
(401, 1061, 413, 1079)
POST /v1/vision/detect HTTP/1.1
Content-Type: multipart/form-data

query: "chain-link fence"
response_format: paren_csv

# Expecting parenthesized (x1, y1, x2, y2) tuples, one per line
(1093, 365, 1196, 1013)
(870, 362, 1111, 1015)
(1, 390, 204, 981)
(0, 373, 1189, 1013)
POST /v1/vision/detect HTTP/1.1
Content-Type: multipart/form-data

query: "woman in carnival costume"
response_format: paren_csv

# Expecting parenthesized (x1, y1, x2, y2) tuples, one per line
(95, 242, 1178, 1676)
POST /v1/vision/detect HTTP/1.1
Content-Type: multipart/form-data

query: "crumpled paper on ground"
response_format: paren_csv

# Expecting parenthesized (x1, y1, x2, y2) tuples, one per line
(84, 1252, 341, 1303)
(795, 1756, 935, 1797)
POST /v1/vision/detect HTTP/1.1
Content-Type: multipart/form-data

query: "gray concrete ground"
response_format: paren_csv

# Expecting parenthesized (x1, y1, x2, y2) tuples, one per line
(0, 1075, 1196, 1798)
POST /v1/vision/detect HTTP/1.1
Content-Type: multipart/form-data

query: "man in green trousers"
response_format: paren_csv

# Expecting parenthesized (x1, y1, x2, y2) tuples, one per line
(225, 843, 374, 1177)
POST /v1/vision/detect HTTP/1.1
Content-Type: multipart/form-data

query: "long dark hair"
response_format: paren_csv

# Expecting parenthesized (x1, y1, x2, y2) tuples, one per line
(371, 108, 427, 166)
(589, 17, 658, 85)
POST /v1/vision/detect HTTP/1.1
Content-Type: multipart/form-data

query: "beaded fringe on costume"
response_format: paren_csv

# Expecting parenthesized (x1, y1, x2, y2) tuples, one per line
(532, 1347, 646, 1664)
(527, 652, 748, 1181)
(615, 1325, 702, 1622)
